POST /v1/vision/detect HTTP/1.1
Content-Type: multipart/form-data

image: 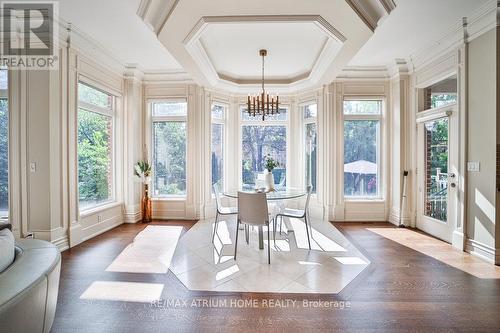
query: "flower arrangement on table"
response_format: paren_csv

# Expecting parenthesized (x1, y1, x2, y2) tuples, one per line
(263, 155, 279, 191)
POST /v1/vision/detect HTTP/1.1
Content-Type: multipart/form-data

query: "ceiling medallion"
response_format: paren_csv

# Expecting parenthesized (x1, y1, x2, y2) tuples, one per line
(247, 49, 279, 121)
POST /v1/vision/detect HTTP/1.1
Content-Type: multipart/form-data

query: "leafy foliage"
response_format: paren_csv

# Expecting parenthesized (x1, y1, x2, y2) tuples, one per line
(153, 121, 186, 195)
(77, 109, 112, 208)
(344, 120, 378, 196)
(241, 125, 286, 187)
(134, 160, 152, 183)
(264, 154, 279, 172)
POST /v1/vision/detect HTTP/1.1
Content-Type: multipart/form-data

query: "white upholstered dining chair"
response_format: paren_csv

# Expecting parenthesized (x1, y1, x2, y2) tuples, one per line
(274, 185, 313, 249)
(234, 191, 272, 264)
(212, 183, 238, 243)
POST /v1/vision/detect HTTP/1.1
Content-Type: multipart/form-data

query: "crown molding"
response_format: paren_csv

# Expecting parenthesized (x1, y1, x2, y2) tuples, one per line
(336, 65, 390, 81)
(409, 0, 498, 72)
(345, 0, 396, 32)
(137, 0, 180, 34)
(183, 15, 345, 93)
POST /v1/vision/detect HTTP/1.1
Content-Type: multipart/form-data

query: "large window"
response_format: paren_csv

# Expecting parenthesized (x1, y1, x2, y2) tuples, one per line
(211, 103, 225, 190)
(0, 70, 8, 219)
(241, 107, 287, 189)
(303, 103, 317, 193)
(152, 101, 187, 197)
(77, 82, 115, 210)
(343, 100, 382, 198)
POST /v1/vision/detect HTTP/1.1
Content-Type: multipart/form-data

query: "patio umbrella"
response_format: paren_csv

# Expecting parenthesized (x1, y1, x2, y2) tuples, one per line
(344, 160, 377, 174)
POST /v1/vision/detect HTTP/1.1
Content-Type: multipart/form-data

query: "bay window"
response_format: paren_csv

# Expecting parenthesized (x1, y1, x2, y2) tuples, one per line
(151, 101, 187, 197)
(211, 103, 226, 190)
(0, 70, 8, 219)
(77, 82, 115, 211)
(240, 107, 287, 189)
(343, 100, 382, 198)
(303, 103, 317, 193)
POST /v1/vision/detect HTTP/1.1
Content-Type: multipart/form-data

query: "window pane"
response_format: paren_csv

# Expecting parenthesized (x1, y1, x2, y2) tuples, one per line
(241, 126, 286, 189)
(423, 76, 457, 110)
(212, 104, 225, 120)
(304, 104, 317, 118)
(424, 118, 448, 222)
(153, 121, 187, 196)
(153, 101, 187, 117)
(211, 123, 223, 189)
(78, 109, 113, 210)
(305, 123, 317, 193)
(241, 107, 287, 121)
(0, 70, 7, 90)
(0, 96, 8, 217)
(343, 100, 381, 115)
(78, 82, 112, 109)
(344, 120, 379, 197)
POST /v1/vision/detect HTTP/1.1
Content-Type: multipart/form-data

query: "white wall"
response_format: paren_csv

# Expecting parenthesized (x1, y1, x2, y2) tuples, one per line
(466, 28, 497, 260)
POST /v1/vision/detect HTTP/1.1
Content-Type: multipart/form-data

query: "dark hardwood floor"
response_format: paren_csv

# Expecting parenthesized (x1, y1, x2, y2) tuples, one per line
(51, 221, 500, 333)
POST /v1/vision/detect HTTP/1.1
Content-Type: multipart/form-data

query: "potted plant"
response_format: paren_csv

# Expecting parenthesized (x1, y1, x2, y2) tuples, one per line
(134, 160, 152, 223)
(263, 155, 279, 191)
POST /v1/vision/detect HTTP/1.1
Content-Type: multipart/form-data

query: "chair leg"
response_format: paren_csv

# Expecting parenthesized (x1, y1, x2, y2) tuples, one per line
(212, 211, 219, 243)
(267, 223, 271, 264)
(304, 216, 312, 250)
(234, 219, 240, 260)
(273, 217, 277, 244)
(245, 224, 249, 244)
(279, 216, 283, 235)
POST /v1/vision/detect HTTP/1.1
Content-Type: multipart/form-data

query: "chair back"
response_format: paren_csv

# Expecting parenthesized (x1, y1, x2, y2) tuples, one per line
(238, 192, 269, 226)
(304, 185, 313, 214)
(213, 183, 222, 211)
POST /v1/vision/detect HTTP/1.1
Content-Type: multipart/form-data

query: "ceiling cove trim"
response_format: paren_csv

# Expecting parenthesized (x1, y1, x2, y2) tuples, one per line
(344, 0, 396, 32)
(409, 0, 498, 72)
(183, 15, 347, 44)
(137, 0, 180, 34)
(183, 15, 345, 93)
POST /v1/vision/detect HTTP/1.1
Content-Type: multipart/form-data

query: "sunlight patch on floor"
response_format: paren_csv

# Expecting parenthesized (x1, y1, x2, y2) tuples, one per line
(105, 225, 183, 274)
(368, 227, 500, 279)
(80, 281, 164, 303)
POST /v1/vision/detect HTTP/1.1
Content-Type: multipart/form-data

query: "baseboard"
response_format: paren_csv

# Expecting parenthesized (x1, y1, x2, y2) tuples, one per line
(52, 235, 69, 252)
(465, 238, 495, 264)
(124, 210, 142, 223)
(451, 230, 464, 251)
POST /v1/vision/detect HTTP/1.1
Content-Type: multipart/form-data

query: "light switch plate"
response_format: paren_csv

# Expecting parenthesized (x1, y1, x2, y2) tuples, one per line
(467, 162, 480, 172)
(30, 162, 36, 173)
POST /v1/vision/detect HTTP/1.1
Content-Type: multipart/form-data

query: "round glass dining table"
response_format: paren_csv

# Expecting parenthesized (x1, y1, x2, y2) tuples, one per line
(223, 188, 307, 200)
(222, 187, 307, 249)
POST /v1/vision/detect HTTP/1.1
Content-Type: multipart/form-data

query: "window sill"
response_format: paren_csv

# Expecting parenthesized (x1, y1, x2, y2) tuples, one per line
(344, 198, 385, 203)
(152, 196, 187, 201)
(79, 201, 122, 218)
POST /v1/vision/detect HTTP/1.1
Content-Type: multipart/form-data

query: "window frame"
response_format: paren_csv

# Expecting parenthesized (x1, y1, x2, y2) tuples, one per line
(0, 70, 8, 221)
(342, 97, 384, 201)
(211, 102, 227, 193)
(238, 104, 290, 189)
(150, 99, 188, 199)
(301, 101, 318, 193)
(77, 82, 117, 212)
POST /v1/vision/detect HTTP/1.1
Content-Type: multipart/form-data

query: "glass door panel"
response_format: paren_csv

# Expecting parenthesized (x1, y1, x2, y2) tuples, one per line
(423, 118, 449, 222)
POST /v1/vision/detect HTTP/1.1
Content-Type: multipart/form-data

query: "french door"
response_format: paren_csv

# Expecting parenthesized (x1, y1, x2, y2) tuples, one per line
(416, 109, 458, 243)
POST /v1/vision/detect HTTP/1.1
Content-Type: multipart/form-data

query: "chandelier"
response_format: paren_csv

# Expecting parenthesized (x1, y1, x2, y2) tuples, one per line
(246, 49, 279, 121)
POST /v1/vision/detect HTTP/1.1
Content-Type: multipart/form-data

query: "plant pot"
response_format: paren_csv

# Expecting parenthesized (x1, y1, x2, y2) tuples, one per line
(142, 184, 152, 223)
(264, 170, 275, 191)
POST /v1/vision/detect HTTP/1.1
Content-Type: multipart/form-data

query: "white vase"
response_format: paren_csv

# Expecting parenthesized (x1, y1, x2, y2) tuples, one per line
(264, 170, 275, 191)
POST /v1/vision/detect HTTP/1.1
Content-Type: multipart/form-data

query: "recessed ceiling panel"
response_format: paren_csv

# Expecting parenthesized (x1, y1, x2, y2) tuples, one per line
(199, 22, 328, 81)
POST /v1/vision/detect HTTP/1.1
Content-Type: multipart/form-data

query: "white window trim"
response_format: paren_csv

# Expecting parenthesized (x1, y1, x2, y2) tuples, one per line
(77, 82, 117, 213)
(301, 101, 318, 193)
(238, 105, 290, 188)
(342, 98, 385, 201)
(211, 102, 227, 194)
(150, 100, 188, 199)
(0, 86, 8, 220)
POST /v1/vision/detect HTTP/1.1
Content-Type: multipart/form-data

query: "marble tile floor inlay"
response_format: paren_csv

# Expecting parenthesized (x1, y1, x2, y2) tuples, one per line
(169, 217, 370, 293)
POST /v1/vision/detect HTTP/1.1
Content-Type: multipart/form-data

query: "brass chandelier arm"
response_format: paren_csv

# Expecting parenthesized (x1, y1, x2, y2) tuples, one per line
(247, 49, 279, 121)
